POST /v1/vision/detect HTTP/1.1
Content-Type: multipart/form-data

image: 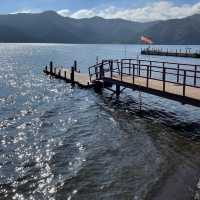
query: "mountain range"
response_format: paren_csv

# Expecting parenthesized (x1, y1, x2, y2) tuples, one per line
(0, 11, 200, 44)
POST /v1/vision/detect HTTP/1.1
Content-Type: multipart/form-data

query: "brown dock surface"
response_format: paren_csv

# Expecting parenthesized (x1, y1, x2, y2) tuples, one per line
(44, 67, 93, 88)
(106, 73, 200, 101)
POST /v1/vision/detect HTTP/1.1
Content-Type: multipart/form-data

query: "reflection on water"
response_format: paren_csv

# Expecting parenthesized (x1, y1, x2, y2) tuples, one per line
(0, 43, 200, 200)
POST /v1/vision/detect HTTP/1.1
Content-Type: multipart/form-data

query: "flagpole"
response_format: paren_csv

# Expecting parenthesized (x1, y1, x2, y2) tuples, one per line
(124, 44, 127, 58)
(138, 35, 153, 111)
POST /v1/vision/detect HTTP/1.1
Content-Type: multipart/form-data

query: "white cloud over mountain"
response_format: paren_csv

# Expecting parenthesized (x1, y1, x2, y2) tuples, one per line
(57, 9, 71, 17)
(58, 1, 200, 22)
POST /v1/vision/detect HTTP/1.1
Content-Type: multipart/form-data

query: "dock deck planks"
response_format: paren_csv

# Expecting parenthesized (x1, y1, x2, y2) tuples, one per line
(105, 73, 200, 101)
(44, 67, 93, 88)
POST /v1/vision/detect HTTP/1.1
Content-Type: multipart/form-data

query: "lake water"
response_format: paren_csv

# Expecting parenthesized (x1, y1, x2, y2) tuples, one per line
(0, 43, 200, 200)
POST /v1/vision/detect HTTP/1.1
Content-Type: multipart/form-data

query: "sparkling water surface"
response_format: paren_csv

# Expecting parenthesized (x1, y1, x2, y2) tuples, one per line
(0, 43, 200, 200)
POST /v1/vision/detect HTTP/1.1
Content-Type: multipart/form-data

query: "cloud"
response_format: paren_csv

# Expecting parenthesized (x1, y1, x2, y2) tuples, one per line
(70, 9, 96, 18)
(58, 1, 200, 22)
(57, 9, 71, 17)
(11, 9, 40, 14)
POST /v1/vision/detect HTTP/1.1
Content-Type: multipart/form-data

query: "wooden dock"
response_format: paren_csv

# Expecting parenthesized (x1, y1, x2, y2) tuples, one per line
(43, 61, 93, 88)
(43, 59, 200, 107)
(141, 48, 200, 58)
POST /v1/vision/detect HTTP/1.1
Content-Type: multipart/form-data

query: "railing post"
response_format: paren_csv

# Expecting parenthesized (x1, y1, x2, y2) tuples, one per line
(129, 59, 131, 75)
(177, 64, 180, 83)
(54, 67, 56, 74)
(59, 69, 61, 76)
(110, 60, 113, 78)
(163, 62, 165, 68)
(103, 61, 105, 78)
(147, 66, 149, 88)
(88, 68, 91, 81)
(150, 61, 152, 78)
(90, 74, 92, 82)
(64, 71, 67, 79)
(194, 65, 197, 86)
(95, 66, 98, 79)
(138, 60, 141, 76)
(71, 66, 75, 83)
(89, 68, 92, 82)
(74, 60, 77, 71)
(45, 65, 47, 71)
(100, 60, 104, 79)
(50, 61, 53, 73)
(117, 60, 120, 75)
(183, 70, 186, 96)
(163, 67, 166, 92)
(133, 64, 135, 84)
(121, 59, 123, 81)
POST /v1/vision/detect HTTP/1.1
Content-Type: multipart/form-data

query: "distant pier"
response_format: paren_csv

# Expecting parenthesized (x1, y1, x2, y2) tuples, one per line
(44, 58, 200, 107)
(141, 48, 200, 58)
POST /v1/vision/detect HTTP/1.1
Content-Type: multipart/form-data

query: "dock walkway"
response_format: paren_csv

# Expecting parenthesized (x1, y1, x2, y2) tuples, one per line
(44, 59, 200, 107)
(44, 63, 93, 88)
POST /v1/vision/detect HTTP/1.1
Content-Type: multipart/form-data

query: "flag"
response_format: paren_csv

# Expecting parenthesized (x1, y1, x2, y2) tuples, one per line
(140, 36, 153, 44)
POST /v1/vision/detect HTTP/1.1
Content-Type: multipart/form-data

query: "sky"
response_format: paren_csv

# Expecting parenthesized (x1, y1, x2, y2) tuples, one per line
(1, 0, 200, 22)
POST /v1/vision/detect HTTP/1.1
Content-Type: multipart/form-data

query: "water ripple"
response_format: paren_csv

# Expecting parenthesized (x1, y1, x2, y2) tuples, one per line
(0, 44, 200, 200)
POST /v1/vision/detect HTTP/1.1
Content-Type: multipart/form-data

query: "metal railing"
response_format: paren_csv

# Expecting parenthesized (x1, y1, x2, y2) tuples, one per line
(88, 59, 200, 96)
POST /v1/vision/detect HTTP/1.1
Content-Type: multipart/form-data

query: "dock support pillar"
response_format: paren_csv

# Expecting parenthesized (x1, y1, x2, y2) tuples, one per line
(116, 84, 120, 97)
(94, 81, 103, 93)
(71, 67, 75, 84)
